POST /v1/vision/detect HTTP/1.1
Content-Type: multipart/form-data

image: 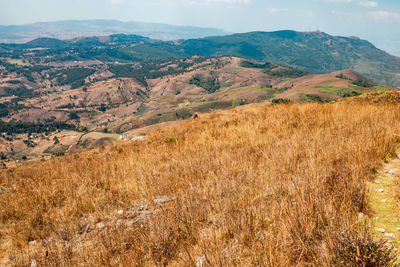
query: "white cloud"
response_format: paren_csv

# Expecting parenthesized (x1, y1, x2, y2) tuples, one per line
(368, 11, 400, 22)
(357, 0, 378, 7)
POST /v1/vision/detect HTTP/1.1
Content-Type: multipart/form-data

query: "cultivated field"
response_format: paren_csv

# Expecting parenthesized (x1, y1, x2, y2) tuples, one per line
(1, 92, 400, 265)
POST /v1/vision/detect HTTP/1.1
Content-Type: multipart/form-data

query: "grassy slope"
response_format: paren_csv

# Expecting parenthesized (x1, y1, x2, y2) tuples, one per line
(1, 93, 400, 265)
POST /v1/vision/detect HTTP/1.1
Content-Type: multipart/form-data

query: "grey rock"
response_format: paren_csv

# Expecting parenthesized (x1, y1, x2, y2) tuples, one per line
(132, 135, 147, 142)
(31, 259, 37, 267)
(195, 254, 207, 267)
(96, 221, 105, 229)
(78, 224, 90, 234)
(127, 211, 152, 225)
(153, 196, 176, 205)
(136, 204, 148, 211)
(59, 229, 69, 241)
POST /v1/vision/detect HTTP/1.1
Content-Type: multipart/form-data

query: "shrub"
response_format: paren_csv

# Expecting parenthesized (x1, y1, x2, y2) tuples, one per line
(332, 229, 398, 266)
(164, 137, 177, 143)
(272, 98, 291, 104)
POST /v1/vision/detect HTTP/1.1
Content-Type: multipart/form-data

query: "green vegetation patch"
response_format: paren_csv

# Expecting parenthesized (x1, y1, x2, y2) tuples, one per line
(189, 74, 221, 94)
(49, 67, 95, 89)
(2, 86, 39, 99)
(317, 85, 364, 97)
(352, 79, 375, 88)
(143, 108, 193, 126)
(240, 60, 270, 69)
(300, 94, 332, 103)
(44, 143, 69, 156)
(0, 120, 76, 134)
(264, 65, 308, 79)
(119, 43, 183, 61)
(135, 104, 148, 116)
(192, 101, 233, 113)
(372, 86, 389, 92)
(272, 98, 292, 104)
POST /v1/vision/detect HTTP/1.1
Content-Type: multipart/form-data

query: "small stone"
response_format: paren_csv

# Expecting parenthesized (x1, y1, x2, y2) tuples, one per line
(195, 254, 207, 267)
(59, 229, 69, 241)
(358, 212, 364, 220)
(396, 227, 400, 231)
(377, 228, 386, 233)
(116, 219, 123, 226)
(78, 224, 90, 234)
(136, 204, 148, 211)
(378, 189, 384, 193)
(385, 233, 395, 238)
(131, 136, 147, 142)
(28, 240, 37, 245)
(117, 210, 124, 216)
(382, 199, 388, 202)
(375, 180, 380, 184)
(31, 259, 37, 267)
(127, 211, 152, 225)
(153, 196, 176, 205)
(96, 221, 105, 229)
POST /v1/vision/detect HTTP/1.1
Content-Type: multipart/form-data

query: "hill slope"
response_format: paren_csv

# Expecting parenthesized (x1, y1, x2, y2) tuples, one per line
(0, 56, 394, 163)
(1, 95, 400, 265)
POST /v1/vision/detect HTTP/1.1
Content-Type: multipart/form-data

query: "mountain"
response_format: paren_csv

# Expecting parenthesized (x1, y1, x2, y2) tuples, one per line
(78, 30, 399, 88)
(2, 29, 400, 87)
(0, 20, 228, 43)
(177, 31, 400, 88)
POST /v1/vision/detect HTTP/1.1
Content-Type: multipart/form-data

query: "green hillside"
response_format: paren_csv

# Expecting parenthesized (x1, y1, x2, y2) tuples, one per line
(179, 31, 400, 88)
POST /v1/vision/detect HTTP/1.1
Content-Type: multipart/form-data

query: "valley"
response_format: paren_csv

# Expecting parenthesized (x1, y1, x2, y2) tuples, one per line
(0, 47, 393, 165)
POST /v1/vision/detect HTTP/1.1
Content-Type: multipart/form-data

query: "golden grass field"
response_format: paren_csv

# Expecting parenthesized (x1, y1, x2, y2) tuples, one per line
(2, 92, 400, 266)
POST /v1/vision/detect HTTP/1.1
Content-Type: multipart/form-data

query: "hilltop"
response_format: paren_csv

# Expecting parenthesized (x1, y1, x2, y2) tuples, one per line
(1, 92, 400, 265)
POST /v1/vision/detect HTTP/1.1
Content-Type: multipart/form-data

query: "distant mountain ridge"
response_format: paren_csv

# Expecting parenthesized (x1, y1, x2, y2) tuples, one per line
(0, 19, 229, 43)
(2, 29, 400, 88)
(178, 30, 400, 87)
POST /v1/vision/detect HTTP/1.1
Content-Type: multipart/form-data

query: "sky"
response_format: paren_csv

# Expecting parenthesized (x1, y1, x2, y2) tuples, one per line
(1, 0, 400, 55)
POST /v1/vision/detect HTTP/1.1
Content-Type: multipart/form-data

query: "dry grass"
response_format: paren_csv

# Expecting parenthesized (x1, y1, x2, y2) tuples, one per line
(1, 98, 400, 266)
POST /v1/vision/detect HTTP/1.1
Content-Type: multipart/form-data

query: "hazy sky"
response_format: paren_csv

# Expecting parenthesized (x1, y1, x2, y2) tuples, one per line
(1, 0, 400, 55)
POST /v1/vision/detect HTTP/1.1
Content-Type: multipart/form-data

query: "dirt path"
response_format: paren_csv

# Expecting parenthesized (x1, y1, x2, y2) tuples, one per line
(368, 156, 400, 250)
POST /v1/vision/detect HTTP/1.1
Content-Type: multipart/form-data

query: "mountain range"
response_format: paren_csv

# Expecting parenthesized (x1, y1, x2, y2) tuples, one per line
(0, 20, 228, 43)
(2, 30, 399, 88)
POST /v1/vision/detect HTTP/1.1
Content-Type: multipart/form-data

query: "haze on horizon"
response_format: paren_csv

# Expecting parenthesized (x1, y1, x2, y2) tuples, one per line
(1, 0, 400, 56)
